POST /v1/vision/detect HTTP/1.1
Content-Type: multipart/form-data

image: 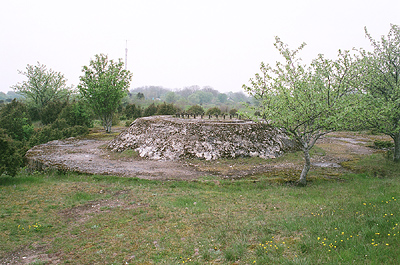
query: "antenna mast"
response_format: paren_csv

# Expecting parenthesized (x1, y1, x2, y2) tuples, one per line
(125, 40, 128, 70)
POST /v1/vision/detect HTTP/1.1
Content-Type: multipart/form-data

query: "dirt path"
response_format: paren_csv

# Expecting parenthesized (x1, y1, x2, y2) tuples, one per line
(25, 130, 390, 179)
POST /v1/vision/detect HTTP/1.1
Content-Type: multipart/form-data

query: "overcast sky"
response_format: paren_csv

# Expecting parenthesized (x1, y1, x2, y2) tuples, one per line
(1, 0, 399, 94)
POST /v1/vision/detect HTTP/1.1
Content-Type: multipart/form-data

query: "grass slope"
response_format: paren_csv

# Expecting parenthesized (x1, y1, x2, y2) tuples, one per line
(1, 154, 400, 264)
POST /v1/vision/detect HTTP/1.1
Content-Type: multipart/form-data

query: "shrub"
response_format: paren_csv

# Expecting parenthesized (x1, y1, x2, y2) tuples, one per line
(156, 102, 180, 115)
(40, 100, 67, 125)
(124, 103, 142, 120)
(143, 103, 157, 117)
(29, 118, 88, 146)
(187, 105, 204, 115)
(206, 107, 221, 116)
(58, 101, 93, 127)
(112, 113, 120, 126)
(62, 126, 89, 138)
(0, 129, 23, 176)
(0, 99, 33, 142)
(229, 108, 238, 115)
(374, 140, 394, 149)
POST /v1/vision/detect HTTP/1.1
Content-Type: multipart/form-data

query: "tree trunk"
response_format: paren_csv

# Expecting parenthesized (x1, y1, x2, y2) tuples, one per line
(102, 114, 113, 133)
(393, 132, 400, 162)
(106, 118, 112, 133)
(298, 148, 311, 186)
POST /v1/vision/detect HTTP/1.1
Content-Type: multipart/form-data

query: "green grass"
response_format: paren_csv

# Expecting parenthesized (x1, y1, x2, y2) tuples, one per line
(1, 153, 400, 264)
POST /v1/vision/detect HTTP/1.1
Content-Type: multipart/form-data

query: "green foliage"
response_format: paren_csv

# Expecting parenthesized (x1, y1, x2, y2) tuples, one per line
(188, 90, 213, 105)
(124, 103, 142, 120)
(354, 24, 400, 161)
(58, 100, 93, 127)
(187, 105, 205, 115)
(40, 100, 68, 125)
(136, 92, 145, 100)
(11, 62, 70, 111)
(217, 93, 228, 103)
(78, 54, 132, 133)
(29, 119, 88, 147)
(206, 106, 222, 116)
(229, 108, 238, 115)
(163, 91, 179, 103)
(143, 103, 157, 117)
(243, 37, 356, 184)
(0, 99, 34, 142)
(0, 129, 23, 176)
(374, 140, 395, 149)
(128, 86, 249, 115)
(156, 102, 180, 115)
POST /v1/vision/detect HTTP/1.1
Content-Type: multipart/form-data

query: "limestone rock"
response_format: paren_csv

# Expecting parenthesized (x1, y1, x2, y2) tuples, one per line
(107, 116, 298, 160)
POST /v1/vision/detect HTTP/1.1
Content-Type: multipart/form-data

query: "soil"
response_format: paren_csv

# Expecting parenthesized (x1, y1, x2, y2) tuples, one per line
(25, 128, 391, 180)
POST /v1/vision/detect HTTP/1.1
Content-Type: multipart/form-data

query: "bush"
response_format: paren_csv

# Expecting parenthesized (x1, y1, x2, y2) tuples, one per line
(40, 100, 67, 125)
(373, 140, 394, 149)
(187, 105, 204, 115)
(206, 107, 221, 116)
(124, 103, 142, 120)
(156, 102, 180, 115)
(112, 113, 120, 126)
(0, 99, 34, 142)
(143, 103, 157, 117)
(62, 126, 89, 138)
(0, 129, 23, 176)
(229, 108, 238, 115)
(29, 118, 89, 146)
(58, 101, 93, 127)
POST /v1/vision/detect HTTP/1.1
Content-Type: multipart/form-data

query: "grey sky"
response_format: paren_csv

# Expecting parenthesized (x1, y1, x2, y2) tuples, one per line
(1, 0, 399, 94)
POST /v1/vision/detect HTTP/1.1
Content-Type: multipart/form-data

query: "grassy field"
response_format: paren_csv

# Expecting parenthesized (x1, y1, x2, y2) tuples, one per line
(1, 152, 400, 264)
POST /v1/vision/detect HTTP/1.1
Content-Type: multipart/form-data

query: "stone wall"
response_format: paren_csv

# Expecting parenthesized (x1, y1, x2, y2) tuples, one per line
(107, 116, 298, 160)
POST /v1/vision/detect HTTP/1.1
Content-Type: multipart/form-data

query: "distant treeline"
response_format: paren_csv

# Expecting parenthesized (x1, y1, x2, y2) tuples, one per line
(125, 85, 252, 114)
(0, 91, 23, 104)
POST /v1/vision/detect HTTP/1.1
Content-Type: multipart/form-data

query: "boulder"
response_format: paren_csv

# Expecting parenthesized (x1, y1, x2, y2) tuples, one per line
(108, 116, 298, 160)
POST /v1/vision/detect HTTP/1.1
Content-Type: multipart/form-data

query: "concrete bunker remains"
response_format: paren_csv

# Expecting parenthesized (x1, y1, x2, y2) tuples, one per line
(108, 116, 298, 160)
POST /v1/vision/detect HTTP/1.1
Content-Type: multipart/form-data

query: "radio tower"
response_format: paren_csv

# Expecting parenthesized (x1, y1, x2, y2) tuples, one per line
(125, 40, 128, 70)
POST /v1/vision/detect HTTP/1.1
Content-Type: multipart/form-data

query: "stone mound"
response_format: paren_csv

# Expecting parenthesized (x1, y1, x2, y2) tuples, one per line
(107, 116, 298, 160)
